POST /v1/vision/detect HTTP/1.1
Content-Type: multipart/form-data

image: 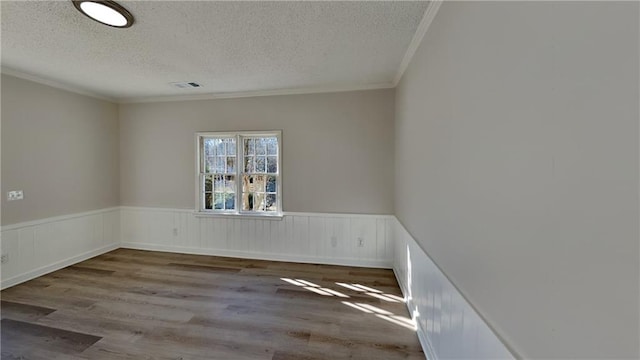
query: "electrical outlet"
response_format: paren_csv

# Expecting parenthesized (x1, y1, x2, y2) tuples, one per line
(357, 237, 364, 247)
(1, 253, 8, 264)
(330, 236, 337, 248)
(7, 190, 23, 201)
(172, 228, 178, 236)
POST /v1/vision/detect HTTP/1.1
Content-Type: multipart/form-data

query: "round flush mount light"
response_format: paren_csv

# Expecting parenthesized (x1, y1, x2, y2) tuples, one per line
(72, 1, 134, 28)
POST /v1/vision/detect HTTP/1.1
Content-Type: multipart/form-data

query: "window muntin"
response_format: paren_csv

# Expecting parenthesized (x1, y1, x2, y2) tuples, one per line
(197, 131, 281, 216)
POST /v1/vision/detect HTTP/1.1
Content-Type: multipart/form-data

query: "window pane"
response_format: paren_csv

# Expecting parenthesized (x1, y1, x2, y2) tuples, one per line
(256, 157, 266, 173)
(224, 175, 235, 192)
(255, 175, 266, 192)
(226, 157, 235, 173)
(267, 156, 277, 173)
(242, 192, 253, 211)
(205, 156, 214, 173)
(244, 138, 255, 155)
(242, 175, 267, 211)
(244, 156, 254, 172)
(214, 193, 224, 209)
(256, 138, 266, 155)
(242, 175, 251, 194)
(204, 139, 215, 157)
(243, 175, 265, 192)
(266, 138, 277, 155)
(204, 175, 212, 192)
(266, 194, 277, 212)
(225, 193, 235, 210)
(254, 192, 266, 211)
(266, 176, 276, 192)
(205, 193, 213, 210)
(226, 138, 236, 155)
(214, 175, 224, 191)
(216, 139, 225, 155)
(214, 157, 225, 172)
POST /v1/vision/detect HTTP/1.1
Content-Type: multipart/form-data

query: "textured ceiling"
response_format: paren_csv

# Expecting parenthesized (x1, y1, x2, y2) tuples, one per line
(1, 1, 429, 101)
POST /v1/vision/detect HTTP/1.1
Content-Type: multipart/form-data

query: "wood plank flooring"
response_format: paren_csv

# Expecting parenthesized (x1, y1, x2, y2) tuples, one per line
(0, 249, 423, 359)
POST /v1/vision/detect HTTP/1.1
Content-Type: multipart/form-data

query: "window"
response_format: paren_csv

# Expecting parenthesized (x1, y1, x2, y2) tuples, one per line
(196, 131, 282, 216)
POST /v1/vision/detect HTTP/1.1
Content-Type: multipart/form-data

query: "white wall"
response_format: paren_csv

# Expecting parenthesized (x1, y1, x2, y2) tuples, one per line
(119, 90, 395, 215)
(1, 74, 120, 226)
(121, 207, 393, 268)
(395, 2, 639, 359)
(0, 208, 120, 289)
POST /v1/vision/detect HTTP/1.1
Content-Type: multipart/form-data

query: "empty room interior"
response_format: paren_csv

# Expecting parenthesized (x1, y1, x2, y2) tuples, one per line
(1, 1, 639, 359)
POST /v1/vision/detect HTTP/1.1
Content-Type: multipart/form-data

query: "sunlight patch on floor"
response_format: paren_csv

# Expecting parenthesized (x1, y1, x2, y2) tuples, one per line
(279, 277, 413, 331)
(375, 314, 416, 331)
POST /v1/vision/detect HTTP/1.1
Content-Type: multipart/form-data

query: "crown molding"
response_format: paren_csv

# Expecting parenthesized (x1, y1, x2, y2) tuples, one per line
(392, 0, 443, 86)
(2, 66, 391, 104)
(1, 66, 117, 103)
(118, 82, 395, 104)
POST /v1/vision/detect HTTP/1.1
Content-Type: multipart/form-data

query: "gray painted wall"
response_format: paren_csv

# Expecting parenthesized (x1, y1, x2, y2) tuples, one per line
(395, 2, 639, 358)
(1, 74, 120, 225)
(118, 89, 395, 214)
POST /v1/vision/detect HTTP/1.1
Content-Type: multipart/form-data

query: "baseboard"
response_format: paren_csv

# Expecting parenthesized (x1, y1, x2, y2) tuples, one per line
(0, 243, 119, 290)
(392, 267, 434, 360)
(121, 242, 392, 268)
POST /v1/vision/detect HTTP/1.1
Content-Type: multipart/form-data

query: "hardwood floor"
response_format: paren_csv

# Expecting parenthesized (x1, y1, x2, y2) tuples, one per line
(0, 249, 423, 359)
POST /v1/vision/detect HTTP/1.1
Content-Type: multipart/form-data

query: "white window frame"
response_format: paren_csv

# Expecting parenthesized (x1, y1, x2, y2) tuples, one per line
(195, 130, 283, 218)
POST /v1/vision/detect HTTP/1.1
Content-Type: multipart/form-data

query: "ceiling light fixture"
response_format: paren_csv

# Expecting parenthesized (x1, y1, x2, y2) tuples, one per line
(72, 1, 134, 28)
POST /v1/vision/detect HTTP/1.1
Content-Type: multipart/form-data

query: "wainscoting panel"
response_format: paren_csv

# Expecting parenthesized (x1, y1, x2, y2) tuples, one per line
(0, 208, 120, 289)
(2, 207, 518, 359)
(120, 207, 394, 268)
(393, 218, 515, 360)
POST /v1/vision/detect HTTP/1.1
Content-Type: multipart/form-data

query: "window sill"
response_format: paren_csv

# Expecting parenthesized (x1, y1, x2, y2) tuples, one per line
(193, 211, 284, 220)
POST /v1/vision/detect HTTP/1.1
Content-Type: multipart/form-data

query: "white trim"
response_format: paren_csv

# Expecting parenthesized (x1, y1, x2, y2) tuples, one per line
(392, 0, 443, 86)
(121, 206, 193, 213)
(284, 211, 394, 219)
(392, 268, 435, 360)
(416, 326, 437, 360)
(121, 242, 392, 269)
(1, 66, 116, 103)
(0, 243, 119, 290)
(0, 207, 120, 231)
(2, 65, 393, 104)
(637, 1, 640, 347)
(194, 211, 284, 220)
(119, 82, 394, 104)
